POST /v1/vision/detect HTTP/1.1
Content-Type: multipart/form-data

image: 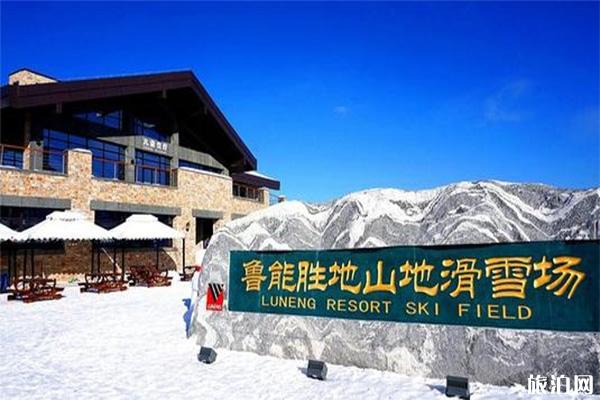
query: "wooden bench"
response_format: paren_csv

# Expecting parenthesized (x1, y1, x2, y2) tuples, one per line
(10, 278, 63, 303)
(80, 273, 128, 293)
(129, 265, 172, 287)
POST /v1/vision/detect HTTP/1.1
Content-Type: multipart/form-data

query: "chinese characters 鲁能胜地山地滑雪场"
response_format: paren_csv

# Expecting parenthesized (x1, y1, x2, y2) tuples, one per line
(240, 256, 585, 300)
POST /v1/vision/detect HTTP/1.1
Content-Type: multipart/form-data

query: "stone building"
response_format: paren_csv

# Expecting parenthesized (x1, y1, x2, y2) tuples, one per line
(0, 68, 279, 280)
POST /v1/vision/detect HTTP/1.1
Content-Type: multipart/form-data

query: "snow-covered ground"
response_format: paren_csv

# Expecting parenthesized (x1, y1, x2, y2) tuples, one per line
(0, 279, 595, 399)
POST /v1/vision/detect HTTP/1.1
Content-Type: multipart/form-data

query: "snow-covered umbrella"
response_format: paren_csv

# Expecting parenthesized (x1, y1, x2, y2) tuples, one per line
(0, 222, 21, 290)
(0, 222, 20, 242)
(18, 210, 113, 278)
(110, 214, 184, 241)
(110, 214, 185, 278)
(19, 210, 113, 242)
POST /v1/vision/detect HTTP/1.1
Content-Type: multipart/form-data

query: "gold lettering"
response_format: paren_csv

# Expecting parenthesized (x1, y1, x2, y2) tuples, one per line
(268, 261, 296, 292)
(307, 261, 327, 291)
(440, 258, 482, 299)
(535, 256, 585, 299)
(296, 261, 309, 292)
(348, 299, 358, 312)
(363, 260, 397, 294)
(382, 301, 392, 314)
(329, 261, 362, 294)
(487, 304, 500, 319)
(398, 259, 439, 296)
(241, 259, 266, 291)
(458, 303, 470, 317)
(406, 301, 417, 315)
(518, 305, 532, 320)
(501, 305, 516, 320)
(371, 301, 381, 314)
(359, 300, 369, 313)
(485, 257, 532, 299)
(326, 298, 335, 311)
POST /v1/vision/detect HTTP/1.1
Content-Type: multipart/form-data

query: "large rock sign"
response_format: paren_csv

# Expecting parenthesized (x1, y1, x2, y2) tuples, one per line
(192, 181, 600, 391)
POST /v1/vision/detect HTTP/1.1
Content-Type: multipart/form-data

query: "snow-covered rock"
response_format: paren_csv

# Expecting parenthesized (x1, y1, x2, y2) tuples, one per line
(193, 181, 600, 392)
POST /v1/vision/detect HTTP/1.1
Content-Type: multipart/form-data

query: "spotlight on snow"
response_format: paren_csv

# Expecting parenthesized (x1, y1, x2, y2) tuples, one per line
(445, 375, 470, 399)
(306, 360, 327, 380)
(197, 347, 217, 364)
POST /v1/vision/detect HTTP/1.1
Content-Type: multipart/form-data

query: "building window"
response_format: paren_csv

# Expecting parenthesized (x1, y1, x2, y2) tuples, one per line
(74, 110, 122, 130)
(135, 150, 171, 186)
(133, 117, 169, 142)
(43, 129, 125, 179)
(0, 146, 23, 168)
(195, 218, 215, 249)
(95, 210, 173, 248)
(179, 159, 223, 174)
(233, 183, 263, 202)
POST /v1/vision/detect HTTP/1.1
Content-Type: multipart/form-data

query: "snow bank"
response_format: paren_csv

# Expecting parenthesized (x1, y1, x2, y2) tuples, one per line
(1, 281, 589, 399)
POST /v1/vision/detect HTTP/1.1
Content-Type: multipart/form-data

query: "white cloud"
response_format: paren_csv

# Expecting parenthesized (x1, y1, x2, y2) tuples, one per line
(573, 105, 600, 137)
(333, 105, 348, 115)
(484, 79, 532, 123)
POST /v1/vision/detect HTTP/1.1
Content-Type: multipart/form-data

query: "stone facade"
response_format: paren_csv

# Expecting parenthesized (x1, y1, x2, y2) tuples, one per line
(0, 148, 270, 280)
(8, 69, 57, 86)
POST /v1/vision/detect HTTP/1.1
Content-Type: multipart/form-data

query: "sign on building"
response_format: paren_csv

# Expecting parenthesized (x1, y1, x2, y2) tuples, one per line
(228, 240, 599, 332)
(142, 137, 169, 153)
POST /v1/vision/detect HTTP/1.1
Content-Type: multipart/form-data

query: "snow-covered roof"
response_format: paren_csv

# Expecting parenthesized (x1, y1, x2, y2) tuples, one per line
(231, 170, 280, 190)
(18, 210, 113, 242)
(244, 170, 277, 181)
(0, 222, 20, 242)
(110, 214, 185, 240)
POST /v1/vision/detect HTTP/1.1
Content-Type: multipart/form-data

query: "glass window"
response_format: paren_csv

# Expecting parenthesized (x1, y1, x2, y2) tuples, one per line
(74, 110, 122, 130)
(135, 150, 171, 185)
(0, 146, 23, 168)
(178, 159, 222, 174)
(132, 117, 169, 142)
(232, 183, 263, 202)
(43, 129, 125, 179)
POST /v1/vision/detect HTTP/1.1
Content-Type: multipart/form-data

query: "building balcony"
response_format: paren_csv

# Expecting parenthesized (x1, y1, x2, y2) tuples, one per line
(1, 143, 178, 187)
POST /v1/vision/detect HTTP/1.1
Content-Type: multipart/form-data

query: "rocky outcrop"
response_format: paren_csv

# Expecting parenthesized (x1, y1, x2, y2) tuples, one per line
(193, 181, 600, 391)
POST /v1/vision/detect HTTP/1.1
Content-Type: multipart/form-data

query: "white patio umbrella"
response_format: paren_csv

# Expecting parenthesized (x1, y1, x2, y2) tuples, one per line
(0, 222, 20, 242)
(19, 210, 113, 242)
(18, 210, 113, 278)
(0, 222, 20, 290)
(110, 214, 184, 240)
(110, 214, 184, 277)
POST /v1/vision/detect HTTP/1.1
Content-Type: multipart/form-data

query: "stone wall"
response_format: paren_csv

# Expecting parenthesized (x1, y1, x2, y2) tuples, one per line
(0, 149, 271, 280)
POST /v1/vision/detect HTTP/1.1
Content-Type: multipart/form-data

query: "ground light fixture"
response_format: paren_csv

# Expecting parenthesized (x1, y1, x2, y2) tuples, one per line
(197, 347, 217, 364)
(306, 360, 327, 380)
(445, 375, 470, 399)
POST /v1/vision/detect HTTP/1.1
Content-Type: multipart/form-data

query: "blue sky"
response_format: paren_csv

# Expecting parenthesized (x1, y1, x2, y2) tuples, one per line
(1, 2, 598, 202)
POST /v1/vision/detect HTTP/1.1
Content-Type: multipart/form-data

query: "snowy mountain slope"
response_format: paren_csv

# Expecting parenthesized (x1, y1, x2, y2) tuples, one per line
(194, 181, 600, 393)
